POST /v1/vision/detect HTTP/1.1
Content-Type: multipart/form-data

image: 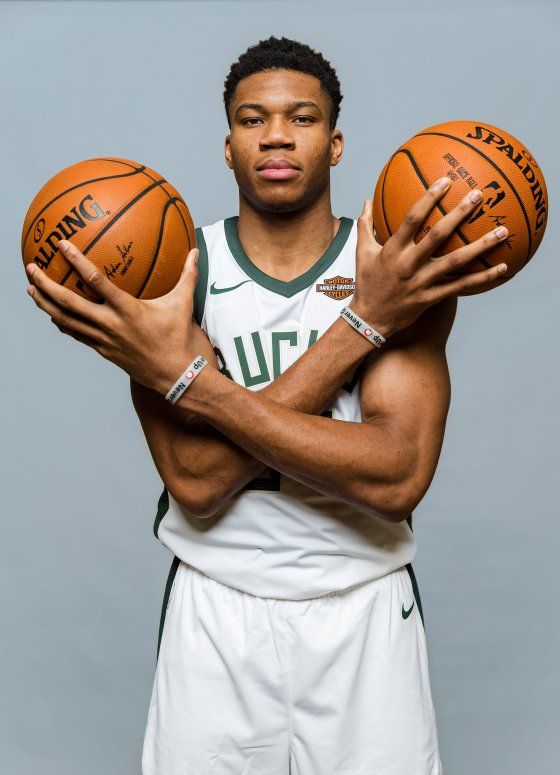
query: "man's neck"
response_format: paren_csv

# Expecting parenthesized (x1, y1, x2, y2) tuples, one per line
(236, 194, 341, 283)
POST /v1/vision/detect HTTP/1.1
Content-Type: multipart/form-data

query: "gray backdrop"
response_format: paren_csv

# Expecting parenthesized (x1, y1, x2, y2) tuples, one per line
(1, 1, 558, 773)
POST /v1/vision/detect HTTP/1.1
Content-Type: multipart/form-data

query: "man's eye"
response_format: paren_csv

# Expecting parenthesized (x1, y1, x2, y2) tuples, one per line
(241, 116, 314, 126)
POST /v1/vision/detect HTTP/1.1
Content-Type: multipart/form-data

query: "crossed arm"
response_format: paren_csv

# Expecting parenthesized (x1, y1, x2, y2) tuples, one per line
(131, 295, 456, 523)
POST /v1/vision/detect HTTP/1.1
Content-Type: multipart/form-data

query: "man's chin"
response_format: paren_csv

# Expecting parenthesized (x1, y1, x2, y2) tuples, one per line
(254, 193, 310, 215)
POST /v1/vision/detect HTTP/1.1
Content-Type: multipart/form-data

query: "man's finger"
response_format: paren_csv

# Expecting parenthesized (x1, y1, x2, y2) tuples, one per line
(426, 261, 509, 302)
(26, 261, 113, 329)
(393, 176, 452, 247)
(58, 240, 129, 309)
(27, 284, 110, 345)
(413, 188, 484, 261)
(426, 226, 510, 284)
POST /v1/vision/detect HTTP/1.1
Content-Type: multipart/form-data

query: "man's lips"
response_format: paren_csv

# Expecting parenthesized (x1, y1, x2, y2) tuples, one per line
(256, 159, 301, 181)
(257, 167, 301, 180)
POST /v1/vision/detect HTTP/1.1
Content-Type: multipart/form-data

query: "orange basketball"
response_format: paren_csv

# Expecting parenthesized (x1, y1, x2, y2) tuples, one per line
(21, 157, 195, 302)
(372, 121, 548, 294)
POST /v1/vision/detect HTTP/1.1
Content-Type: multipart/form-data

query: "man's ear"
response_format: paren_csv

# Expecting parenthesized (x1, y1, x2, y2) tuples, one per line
(330, 129, 344, 167)
(224, 135, 233, 169)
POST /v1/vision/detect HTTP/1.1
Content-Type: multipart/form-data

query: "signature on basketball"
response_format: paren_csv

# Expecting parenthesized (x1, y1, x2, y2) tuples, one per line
(117, 241, 133, 260)
(104, 242, 134, 278)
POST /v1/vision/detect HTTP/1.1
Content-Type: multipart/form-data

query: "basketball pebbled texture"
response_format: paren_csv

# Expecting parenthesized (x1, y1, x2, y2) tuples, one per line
(372, 121, 548, 294)
(21, 157, 195, 302)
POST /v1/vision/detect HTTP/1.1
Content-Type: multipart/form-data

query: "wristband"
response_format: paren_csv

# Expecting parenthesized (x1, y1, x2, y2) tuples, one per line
(339, 306, 386, 348)
(165, 355, 208, 404)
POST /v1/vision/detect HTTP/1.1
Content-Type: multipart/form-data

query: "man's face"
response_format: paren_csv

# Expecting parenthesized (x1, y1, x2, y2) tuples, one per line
(225, 69, 343, 213)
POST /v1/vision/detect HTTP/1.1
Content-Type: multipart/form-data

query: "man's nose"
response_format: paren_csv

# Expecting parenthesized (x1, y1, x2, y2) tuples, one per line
(259, 116, 295, 148)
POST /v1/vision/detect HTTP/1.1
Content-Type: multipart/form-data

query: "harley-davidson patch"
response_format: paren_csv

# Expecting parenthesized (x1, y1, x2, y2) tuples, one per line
(315, 275, 356, 300)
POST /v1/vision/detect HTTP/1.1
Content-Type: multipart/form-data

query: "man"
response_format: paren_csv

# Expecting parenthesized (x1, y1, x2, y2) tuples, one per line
(25, 36, 508, 775)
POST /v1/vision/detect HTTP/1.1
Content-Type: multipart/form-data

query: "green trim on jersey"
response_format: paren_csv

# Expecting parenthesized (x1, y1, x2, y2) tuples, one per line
(153, 487, 169, 538)
(405, 563, 424, 629)
(193, 226, 209, 325)
(157, 555, 181, 661)
(224, 216, 354, 298)
(403, 516, 424, 627)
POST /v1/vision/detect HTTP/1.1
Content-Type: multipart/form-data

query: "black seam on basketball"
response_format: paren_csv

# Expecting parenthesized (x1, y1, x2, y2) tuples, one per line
(380, 161, 393, 238)
(139, 169, 192, 254)
(139, 167, 162, 186)
(94, 158, 141, 169)
(22, 164, 145, 252)
(95, 163, 193, 257)
(158, 184, 191, 252)
(59, 179, 166, 286)
(164, 193, 191, 252)
(394, 148, 491, 270)
(415, 131, 533, 265)
(35, 159, 191, 295)
(136, 197, 180, 297)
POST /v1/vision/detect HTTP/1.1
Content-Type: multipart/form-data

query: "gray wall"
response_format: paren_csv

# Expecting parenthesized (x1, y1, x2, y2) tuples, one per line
(1, 1, 558, 773)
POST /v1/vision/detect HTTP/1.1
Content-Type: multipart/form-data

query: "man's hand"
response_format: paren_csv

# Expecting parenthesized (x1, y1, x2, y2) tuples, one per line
(351, 177, 510, 338)
(25, 239, 199, 393)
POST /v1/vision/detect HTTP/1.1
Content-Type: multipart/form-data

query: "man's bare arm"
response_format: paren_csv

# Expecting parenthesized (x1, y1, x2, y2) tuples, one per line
(132, 182, 501, 519)
(131, 313, 375, 516)
(356, 296, 456, 518)
(167, 297, 456, 522)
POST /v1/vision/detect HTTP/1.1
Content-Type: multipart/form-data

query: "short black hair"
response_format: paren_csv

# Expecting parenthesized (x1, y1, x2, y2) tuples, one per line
(223, 36, 343, 131)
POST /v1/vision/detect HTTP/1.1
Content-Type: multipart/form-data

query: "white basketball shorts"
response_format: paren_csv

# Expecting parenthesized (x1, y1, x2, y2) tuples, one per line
(142, 559, 442, 774)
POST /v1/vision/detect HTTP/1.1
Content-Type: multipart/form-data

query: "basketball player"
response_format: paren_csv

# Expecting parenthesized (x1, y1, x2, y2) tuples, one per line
(25, 36, 509, 775)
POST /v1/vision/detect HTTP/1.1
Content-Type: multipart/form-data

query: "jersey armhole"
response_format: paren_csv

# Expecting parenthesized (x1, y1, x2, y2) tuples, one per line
(193, 226, 209, 325)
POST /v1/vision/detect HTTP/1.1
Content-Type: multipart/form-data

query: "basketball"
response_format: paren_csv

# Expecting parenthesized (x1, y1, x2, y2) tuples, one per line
(21, 157, 195, 302)
(372, 121, 548, 294)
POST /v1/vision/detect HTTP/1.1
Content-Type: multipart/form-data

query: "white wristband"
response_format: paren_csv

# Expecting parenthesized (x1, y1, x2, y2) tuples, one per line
(339, 306, 386, 348)
(165, 355, 208, 404)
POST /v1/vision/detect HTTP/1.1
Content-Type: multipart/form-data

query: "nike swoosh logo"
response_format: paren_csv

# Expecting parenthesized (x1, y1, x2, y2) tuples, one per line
(210, 280, 251, 295)
(402, 602, 415, 620)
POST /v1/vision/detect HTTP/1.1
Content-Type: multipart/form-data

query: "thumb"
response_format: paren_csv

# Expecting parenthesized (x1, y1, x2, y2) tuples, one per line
(174, 247, 199, 294)
(357, 199, 383, 258)
(357, 199, 376, 245)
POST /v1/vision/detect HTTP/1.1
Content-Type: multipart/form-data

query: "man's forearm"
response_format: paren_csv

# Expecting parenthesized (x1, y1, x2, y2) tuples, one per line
(174, 319, 373, 494)
(261, 315, 373, 411)
(174, 360, 411, 521)
(134, 313, 376, 514)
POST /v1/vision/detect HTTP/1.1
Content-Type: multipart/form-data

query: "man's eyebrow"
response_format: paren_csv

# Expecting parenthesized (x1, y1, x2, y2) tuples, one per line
(234, 100, 322, 118)
(287, 100, 322, 112)
(234, 102, 265, 117)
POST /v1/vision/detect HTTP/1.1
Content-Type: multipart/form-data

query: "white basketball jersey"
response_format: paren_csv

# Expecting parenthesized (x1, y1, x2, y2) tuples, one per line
(154, 216, 416, 600)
